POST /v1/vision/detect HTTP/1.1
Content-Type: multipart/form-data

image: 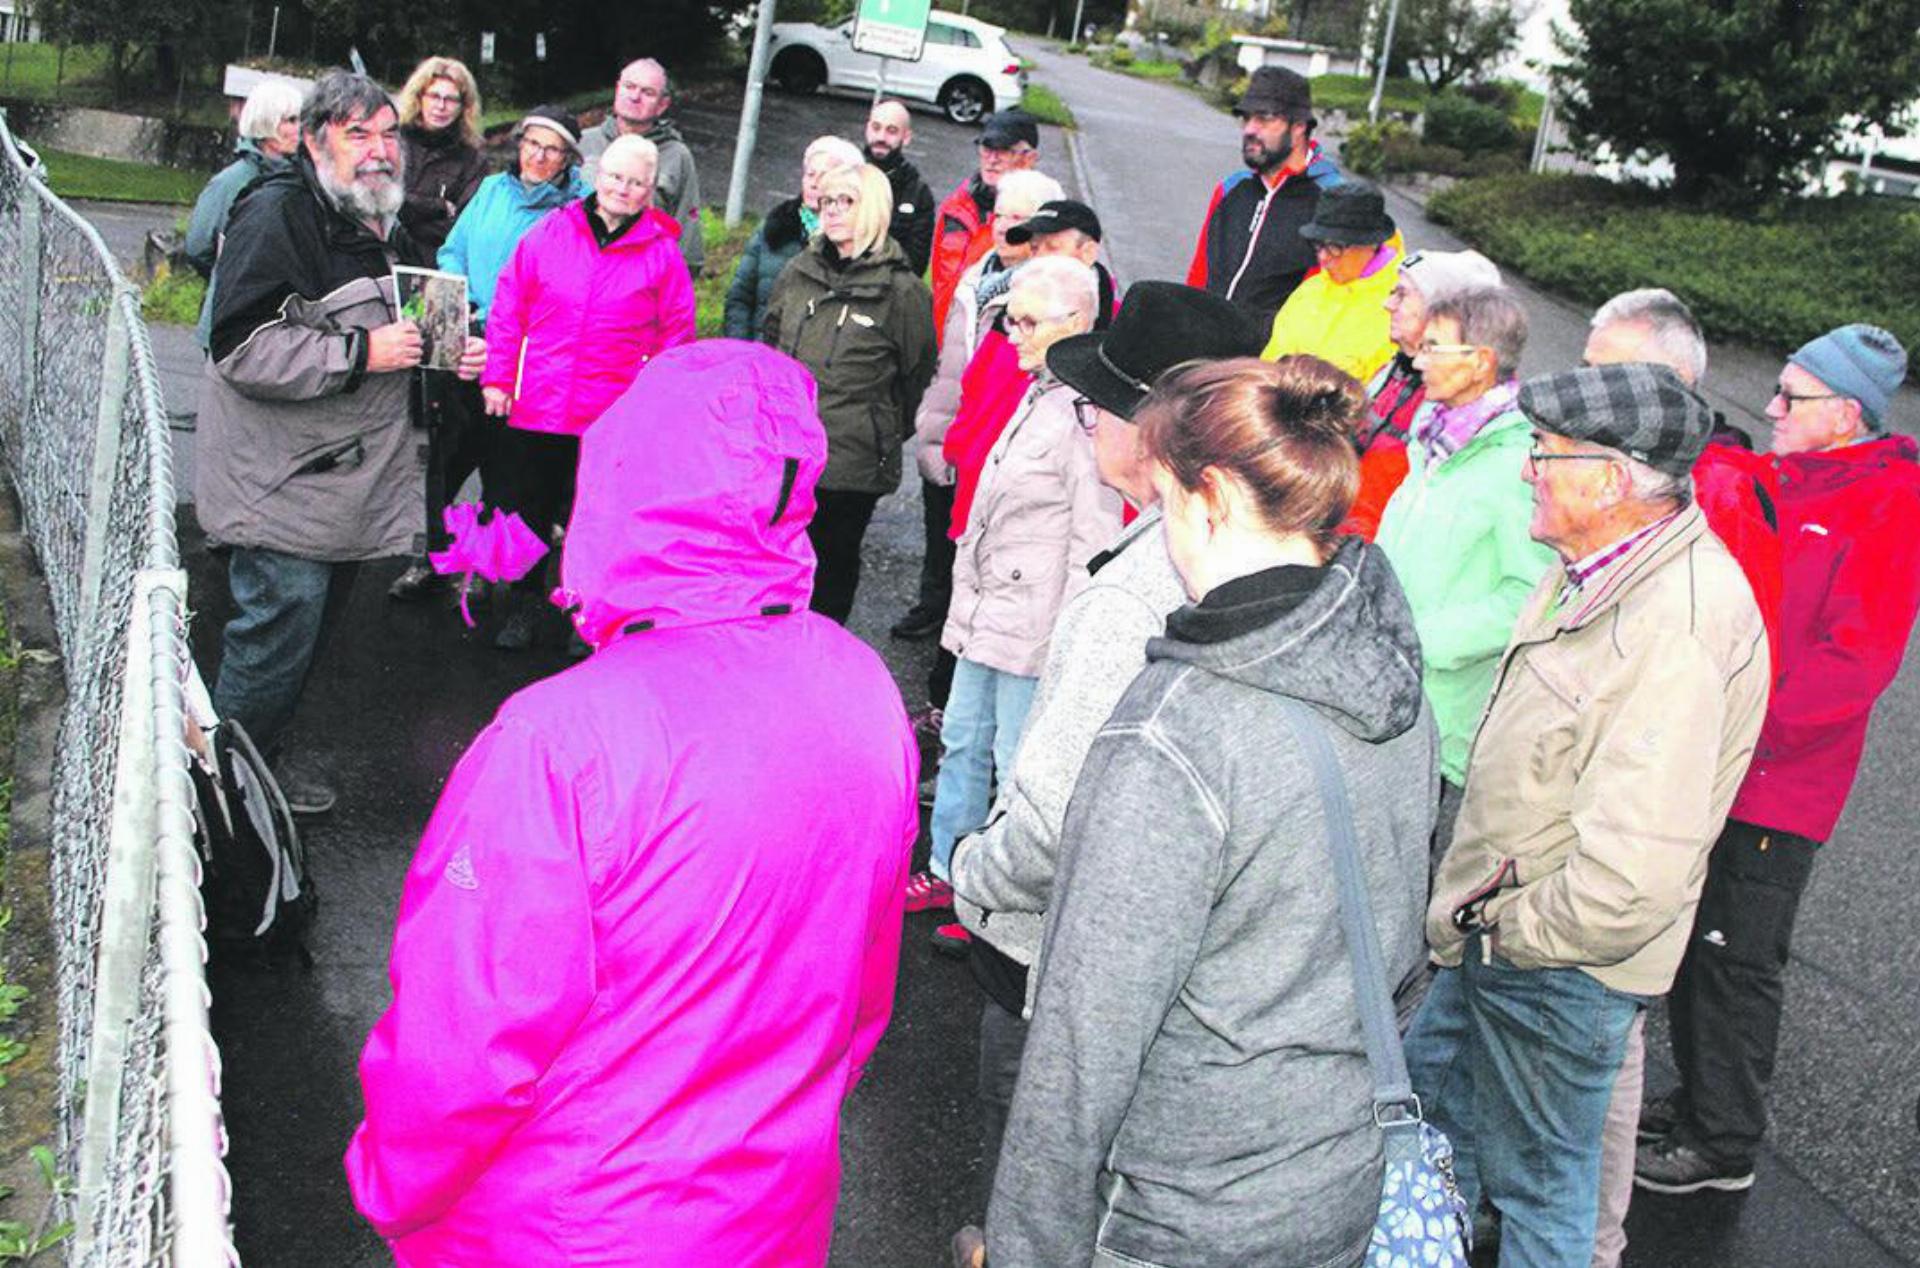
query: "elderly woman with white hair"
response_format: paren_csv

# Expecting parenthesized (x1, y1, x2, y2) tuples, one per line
(763, 163, 937, 626)
(923, 255, 1122, 948)
(185, 77, 304, 348)
(722, 134, 863, 339)
(478, 132, 697, 649)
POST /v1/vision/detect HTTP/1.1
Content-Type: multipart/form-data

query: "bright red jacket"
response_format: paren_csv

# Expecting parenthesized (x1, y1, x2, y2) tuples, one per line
(931, 179, 993, 349)
(943, 329, 1033, 538)
(1722, 435, 1920, 841)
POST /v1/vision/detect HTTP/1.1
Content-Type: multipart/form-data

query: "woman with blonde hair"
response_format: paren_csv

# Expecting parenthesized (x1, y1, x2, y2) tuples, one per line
(397, 56, 488, 254)
(763, 163, 937, 623)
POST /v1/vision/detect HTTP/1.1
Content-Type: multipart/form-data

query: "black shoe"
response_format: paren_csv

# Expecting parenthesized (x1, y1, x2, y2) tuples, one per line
(387, 561, 445, 601)
(494, 606, 536, 652)
(1633, 1136, 1755, 1194)
(1638, 1089, 1686, 1143)
(889, 606, 944, 641)
(274, 764, 337, 817)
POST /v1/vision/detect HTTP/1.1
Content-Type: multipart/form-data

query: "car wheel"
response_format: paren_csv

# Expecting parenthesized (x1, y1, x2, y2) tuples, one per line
(941, 77, 992, 124)
(773, 49, 825, 95)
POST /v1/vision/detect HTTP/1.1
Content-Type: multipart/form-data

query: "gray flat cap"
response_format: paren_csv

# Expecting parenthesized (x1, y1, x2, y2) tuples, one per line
(1518, 363, 1713, 477)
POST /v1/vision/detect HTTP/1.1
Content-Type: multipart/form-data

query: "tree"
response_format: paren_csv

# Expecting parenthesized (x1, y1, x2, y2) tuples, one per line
(1556, 0, 1920, 203)
(1396, 0, 1521, 91)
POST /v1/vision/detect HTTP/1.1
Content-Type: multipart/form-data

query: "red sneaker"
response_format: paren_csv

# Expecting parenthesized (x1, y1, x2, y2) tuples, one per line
(931, 922, 972, 958)
(904, 871, 954, 912)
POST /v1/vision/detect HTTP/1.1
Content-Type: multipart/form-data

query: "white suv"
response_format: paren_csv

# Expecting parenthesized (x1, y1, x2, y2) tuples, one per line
(766, 12, 1025, 124)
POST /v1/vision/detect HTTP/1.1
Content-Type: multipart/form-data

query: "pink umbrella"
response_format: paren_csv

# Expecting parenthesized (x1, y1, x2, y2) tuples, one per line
(429, 503, 551, 627)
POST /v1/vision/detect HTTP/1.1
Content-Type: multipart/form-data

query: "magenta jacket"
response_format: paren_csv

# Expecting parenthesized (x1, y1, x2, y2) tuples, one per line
(346, 341, 920, 1266)
(481, 200, 696, 435)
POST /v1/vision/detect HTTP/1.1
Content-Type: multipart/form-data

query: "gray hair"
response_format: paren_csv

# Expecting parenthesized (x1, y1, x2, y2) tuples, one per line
(803, 135, 864, 171)
(238, 79, 305, 142)
(301, 70, 395, 137)
(1591, 288, 1708, 387)
(1011, 255, 1098, 322)
(995, 169, 1065, 214)
(1617, 451, 1692, 507)
(1430, 287, 1529, 380)
(620, 57, 672, 96)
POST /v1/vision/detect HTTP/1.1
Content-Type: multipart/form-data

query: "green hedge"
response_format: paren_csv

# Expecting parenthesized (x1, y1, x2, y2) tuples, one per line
(1427, 175, 1920, 354)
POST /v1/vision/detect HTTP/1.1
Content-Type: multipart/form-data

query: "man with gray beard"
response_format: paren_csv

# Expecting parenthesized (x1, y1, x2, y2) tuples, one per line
(198, 70, 485, 814)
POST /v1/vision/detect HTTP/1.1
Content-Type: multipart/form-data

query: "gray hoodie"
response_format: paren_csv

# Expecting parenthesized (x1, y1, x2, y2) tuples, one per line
(987, 537, 1438, 1268)
(581, 114, 704, 277)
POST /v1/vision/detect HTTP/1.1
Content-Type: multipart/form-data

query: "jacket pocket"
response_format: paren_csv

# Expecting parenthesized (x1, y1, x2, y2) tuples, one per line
(267, 431, 372, 496)
(974, 538, 1067, 638)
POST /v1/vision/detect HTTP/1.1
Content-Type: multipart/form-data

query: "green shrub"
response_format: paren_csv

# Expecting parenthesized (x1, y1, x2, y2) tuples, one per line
(1019, 84, 1076, 128)
(1427, 174, 1920, 354)
(696, 210, 761, 339)
(1341, 119, 1413, 177)
(1424, 92, 1516, 155)
(141, 268, 206, 326)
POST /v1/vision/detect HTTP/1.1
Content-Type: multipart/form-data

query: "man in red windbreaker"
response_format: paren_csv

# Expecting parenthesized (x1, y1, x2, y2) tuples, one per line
(1636, 323, 1918, 1197)
(932, 111, 1039, 346)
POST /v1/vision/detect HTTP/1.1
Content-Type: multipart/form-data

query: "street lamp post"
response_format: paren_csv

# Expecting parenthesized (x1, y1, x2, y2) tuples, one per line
(726, 0, 780, 228)
(1366, 0, 1402, 123)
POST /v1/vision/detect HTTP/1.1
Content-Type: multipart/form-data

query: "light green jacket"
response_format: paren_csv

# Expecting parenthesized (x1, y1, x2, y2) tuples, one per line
(1376, 402, 1553, 784)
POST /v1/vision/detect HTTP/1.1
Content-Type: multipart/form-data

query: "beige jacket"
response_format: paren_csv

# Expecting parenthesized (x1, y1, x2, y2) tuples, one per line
(1429, 505, 1770, 996)
(941, 378, 1123, 678)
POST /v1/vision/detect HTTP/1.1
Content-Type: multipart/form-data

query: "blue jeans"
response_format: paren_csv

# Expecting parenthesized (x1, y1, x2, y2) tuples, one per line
(928, 658, 1037, 880)
(213, 547, 361, 756)
(1403, 937, 1644, 1268)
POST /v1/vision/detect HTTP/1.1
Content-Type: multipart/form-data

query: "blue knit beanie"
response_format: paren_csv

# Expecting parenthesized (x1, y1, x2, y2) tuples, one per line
(1788, 324, 1907, 426)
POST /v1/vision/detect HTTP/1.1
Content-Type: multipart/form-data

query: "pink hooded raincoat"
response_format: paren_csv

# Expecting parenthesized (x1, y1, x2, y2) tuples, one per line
(346, 340, 920, 1266)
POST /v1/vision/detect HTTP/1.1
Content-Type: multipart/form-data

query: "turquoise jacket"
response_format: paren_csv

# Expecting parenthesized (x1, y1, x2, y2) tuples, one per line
(437, 167, 589, 323)
(1375, 401, 1554, 784)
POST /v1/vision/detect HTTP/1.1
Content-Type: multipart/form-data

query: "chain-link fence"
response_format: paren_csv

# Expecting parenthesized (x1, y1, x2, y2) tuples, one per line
(0, 113, 236, 1266)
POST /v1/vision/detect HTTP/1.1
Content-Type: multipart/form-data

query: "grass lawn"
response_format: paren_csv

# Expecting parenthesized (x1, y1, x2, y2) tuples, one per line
(1429, 174, 1920, 354)
(142, 268, 205, 326)
(1019, 83, 1075, 129)
(0, 43, 111, 103)
(697, 210, 760, 338)
(41, 149, 208, 204)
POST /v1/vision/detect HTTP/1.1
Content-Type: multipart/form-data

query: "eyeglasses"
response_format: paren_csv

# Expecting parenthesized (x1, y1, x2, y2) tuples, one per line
(978, 144, 1035, 159)
(424, 91, 464, 106)
(520, 140, 568, 160)
(601, 172, 654, 192)
(1526, 448, 1617, 469)
(1005, 310, 1073, 339)
(1312, 240, 1355, 255)
(1071, 396, 1102, 433)
(817, 194, 858, 213)
(1416, 341, 1480, 358)
(1773, 387, 1842, 408)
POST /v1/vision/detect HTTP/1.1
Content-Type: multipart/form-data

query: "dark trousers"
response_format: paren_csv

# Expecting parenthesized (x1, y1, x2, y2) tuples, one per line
(486, 425, 580, 593)
(423, 376, 491, 553)
(213, 548, 361, 756)
(1667, 819, 1819, 1166)
(807, 489, 881, 625)
(915, 478, 957, 616)
(977, 997, 1029, 1207)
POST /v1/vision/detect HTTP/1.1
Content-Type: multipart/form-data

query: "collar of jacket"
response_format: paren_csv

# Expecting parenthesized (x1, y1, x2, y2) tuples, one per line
(572, 199, 676, 251)
(1771, 431, 1920, 492)
(793, 234, 911, 293)
(1522, 503, 1708, 638)
(1088, 506, 1164, 576)
(764, 196, 808, 250)
(403, 120, 463, 150)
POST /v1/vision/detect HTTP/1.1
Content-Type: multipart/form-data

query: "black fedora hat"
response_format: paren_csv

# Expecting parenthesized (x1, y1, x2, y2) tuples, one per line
(1046, 281, 1267, 418)
(1299, 181, 1396, 247)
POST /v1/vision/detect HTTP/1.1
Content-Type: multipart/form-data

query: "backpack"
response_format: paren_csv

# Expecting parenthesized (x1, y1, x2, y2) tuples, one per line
(188, 719, 317, 966)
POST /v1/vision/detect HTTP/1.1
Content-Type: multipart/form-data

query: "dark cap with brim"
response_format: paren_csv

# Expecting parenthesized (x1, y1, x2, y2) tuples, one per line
(1299, 181, 1395, 247)
(1235, 65, 1313, 118)
(1006, 198, 1102, 245)
(1047, 281, 1267, 418)
(977, 109, 1040, 149)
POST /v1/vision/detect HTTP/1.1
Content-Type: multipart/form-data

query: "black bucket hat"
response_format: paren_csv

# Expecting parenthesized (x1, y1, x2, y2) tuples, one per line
(1235, 66, 1313, 119)
(1046, 281, 1267, 418)
(1299, 181, 1396, 247)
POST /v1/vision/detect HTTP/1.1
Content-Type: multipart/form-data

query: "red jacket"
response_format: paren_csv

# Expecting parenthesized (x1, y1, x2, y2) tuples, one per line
(932, 179, 993, 348)
(1723, 435, 1920, 841)
(942, 329, 1031, 538)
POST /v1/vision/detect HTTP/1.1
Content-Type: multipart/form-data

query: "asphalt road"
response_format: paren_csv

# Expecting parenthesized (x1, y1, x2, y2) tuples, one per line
(74, 48, 1920, 1268)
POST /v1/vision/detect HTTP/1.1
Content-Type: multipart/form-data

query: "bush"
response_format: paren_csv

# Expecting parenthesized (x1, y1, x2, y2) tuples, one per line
(1019, 84, 1076, 128)
(1341, 119, 1413, 177)
(1427, 174, 1920, 353)
(1456, 81, 1517, 113)
(141, 267, 205, 326)
(1424, 92, 1516, 155)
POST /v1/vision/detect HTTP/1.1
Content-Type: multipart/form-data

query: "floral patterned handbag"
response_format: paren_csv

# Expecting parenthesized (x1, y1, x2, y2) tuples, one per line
(1276, 699, 1472, 1268)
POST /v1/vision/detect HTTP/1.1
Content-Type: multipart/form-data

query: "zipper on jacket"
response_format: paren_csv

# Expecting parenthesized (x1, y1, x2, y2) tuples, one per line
(1224, 182, 1280, 302)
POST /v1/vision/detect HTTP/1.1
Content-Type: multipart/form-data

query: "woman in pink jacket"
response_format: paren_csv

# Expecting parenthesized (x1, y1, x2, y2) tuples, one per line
(479, 132, 696, 649)
(347, 340, 919, 1266)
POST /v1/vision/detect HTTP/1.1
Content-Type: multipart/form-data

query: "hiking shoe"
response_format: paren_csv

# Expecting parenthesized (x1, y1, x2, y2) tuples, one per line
(950, 1224, 987, 1268)
(890, 606, 944, 642)
(919, 772, 940, 808)
(1638, 1089, 1687, 1143)
(275, 765, 337, 817)
(387, 561, 445, 601)
(931, 922, 972, 958)
(494, 606, 536, 652)
(905, 872, 954, 912)
(1633, 1137, 1755, 1194)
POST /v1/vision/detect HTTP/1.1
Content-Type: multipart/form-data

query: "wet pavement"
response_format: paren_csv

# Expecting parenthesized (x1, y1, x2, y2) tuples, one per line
(93, 48, 1920, 1268)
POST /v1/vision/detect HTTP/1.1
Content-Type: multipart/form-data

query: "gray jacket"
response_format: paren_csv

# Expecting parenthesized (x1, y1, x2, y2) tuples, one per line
(580, 115, 704, 277)
(987, 538, 1438, 1268)
(951, 510, 1184, 1011)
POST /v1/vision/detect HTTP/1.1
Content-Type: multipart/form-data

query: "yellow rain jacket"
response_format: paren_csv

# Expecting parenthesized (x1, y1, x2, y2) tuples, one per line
(1260, 233, 1404, 382)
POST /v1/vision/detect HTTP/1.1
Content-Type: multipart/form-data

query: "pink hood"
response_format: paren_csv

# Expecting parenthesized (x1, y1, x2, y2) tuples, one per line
(347, 340, 918, 1266)
(558, 340, 826, 647)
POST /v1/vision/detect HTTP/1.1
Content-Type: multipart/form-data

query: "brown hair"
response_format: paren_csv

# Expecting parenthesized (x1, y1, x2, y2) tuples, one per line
(1138, 356, 1364, 555)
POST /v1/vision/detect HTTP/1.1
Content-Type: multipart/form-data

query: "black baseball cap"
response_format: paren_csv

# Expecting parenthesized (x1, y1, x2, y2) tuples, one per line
(977, 109, 1040, 150)
(1005, 199, 1102, 245)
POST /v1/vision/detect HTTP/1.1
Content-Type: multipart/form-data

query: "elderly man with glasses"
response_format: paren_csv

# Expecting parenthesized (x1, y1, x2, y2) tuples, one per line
(1409, 362, 1771, 1268)
(932, 110, 1041, 346)
(1634, 325, 1918, 1197)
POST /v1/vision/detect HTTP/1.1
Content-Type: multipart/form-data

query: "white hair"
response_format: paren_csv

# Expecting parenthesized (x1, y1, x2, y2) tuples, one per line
(1011, 255, 1098, 322)
(601, 133, 660, 178)
(1620, 454, 1692, 506)
(804, 135, 863, 171)
(1591, 288, 1709, 388)
(238, 79, 305, 142)
(995, 169, 1065, 214)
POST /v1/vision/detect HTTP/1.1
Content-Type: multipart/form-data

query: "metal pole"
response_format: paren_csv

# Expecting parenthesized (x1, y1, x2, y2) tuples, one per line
(1072, 0, 1087, 46)
(267, 5, 280, 60)
(1529, 85, 1553, 173)
(725, 0, 778, 228)
(1366, 0, 1401, 122)
(872, 54, 888, 106)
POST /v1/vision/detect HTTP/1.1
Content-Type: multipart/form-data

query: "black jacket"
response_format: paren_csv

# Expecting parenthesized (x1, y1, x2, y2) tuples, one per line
(1195, 159, 1343, 327)
(873, 148, 936, 275)
(399, 123, 489, 256)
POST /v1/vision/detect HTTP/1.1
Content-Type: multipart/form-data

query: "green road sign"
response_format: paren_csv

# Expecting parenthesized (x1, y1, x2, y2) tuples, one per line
(852, 0, 933, 62)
